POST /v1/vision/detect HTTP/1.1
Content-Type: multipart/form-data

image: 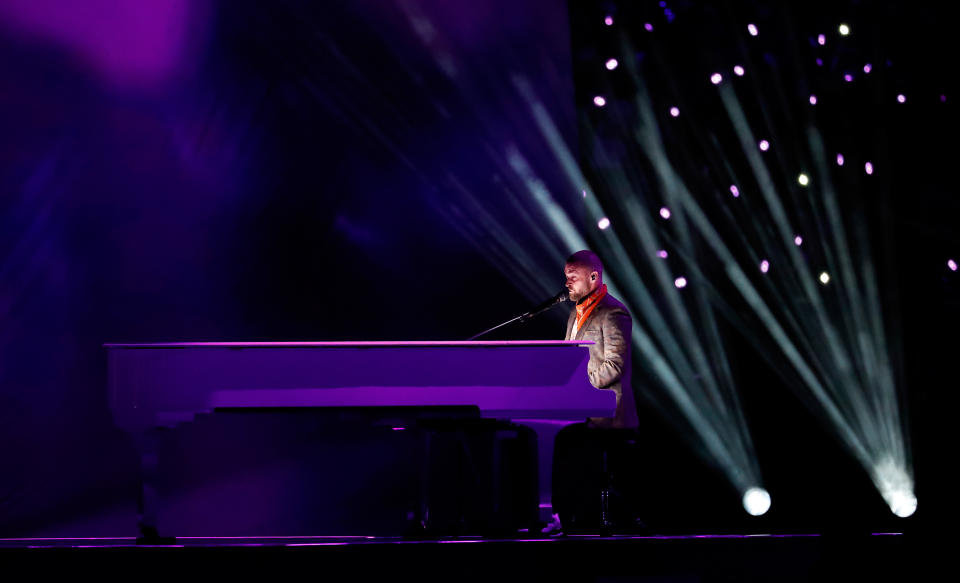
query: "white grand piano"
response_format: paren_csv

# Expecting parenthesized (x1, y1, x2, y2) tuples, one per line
(106, 340, 615, 538)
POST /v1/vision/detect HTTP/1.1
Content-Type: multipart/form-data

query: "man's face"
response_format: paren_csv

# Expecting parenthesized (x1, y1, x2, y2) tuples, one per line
(565, 263, 597, 303)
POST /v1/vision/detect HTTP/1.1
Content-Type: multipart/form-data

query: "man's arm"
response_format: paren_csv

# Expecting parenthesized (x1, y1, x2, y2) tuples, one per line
(587, 307, 631, 389)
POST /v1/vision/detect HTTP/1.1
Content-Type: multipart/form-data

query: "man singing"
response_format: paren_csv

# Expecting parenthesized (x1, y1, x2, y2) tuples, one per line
(544, 250, 639, 534)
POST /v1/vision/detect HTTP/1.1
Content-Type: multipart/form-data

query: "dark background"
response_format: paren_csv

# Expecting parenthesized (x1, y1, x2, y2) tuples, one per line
(0, 0, 954, 536)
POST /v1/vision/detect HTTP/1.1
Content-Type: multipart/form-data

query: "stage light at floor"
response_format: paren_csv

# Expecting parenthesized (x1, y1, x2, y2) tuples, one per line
(606, 58, 618, 70)
(897, 94, 906, 103)
(865, 162, 874, 175)
(747, 24, 758, 36)
(674, 277, 687, 288)
(948, 259, 957, 271)
(794, 235, 803, 246)
(819, 272, 830, 284)
(711, 73, 723, 85)
(730, 185, 740, 197)
(657, 249, 668, 258)
(670, 106, 680, 117)
(604, 15, 613, 26)
(759, 140, 770, 151)
(839, 24, 851, 36)
(593, 96, 607, 107)
(598, 217, 611, 229)
(742, 487, 771, 516)
(760, 259, 770, 273)
(660, 207, 672, 219)
(836, 153, 845, 166)
(818, 34, 826, 46)
(644, 23, 654, 32)
(734, 65, 745, 76)
(809, 94, 817, 105)
(873, 457, 917, 518)
(844, 73, 854, 82)
(864, 63, 873, 73)
(798, 173, 809, 186)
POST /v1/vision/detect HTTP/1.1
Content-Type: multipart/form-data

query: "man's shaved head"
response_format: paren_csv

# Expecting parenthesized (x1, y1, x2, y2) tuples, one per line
(565, 250, 603, 279)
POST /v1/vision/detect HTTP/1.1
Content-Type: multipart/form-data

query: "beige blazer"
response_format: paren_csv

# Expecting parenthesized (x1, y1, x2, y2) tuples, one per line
(565, 293, 639, 429)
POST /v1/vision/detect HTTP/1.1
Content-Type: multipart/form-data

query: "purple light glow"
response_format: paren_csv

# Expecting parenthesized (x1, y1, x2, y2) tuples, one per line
(809, 95, 817, 105)
(844, 73, 854, 82)
(734, 65, 745, 76)
(816, 58, 823, 66)
(748, 24, 758, 36)
(674, 277, 687, 288)
(0, 0, 201, 89)
(593, 96, 606, 107)
(760, 260, 770, 273)
(711, 73, 723, 85)
(598, 217, 611, 230)
(865, 162, 874, 175)
(864, 63, 873, 73)
(759, 140, 770, 151)
(644, 22, 654, 32)
(949, 259, 958, 271)
(659, 207, 671, 219)
(605, 15, 614, 26)
(391, 427, 406, 431)
(794, 235, 803, 246)
(657, 250, 668, 259)
(897, 94, 906, 103)
(942, 95, 948, 102)
(670, 106, 680, 117)
(605, 58, 618, 70)
(730, 185, 740, 197)
(817, 34, 826, 45)
(836, 153, 845, 166)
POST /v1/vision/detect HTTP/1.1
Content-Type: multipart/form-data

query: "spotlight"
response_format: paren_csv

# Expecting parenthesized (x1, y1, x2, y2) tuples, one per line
(670, 106, 680, 117)
(657, 250, 668, 259)
(644, 23, 654, 32)
(897, 94, 906, 103)
(817, 34, 826, 46)
(659, 207, 671, 219)
(839, 23, 850, 36)
(809, 95, 818, 105)
(865, 162, 874, 175)
(742, 487, 771, 516)
(593, 96, 607, 107)
(747, 23, 758, 36)
(598, 217, 611, 230)
(759, 140, 770, 151)
(730, 185, 740, 197)
(674, 277, 687, 288)
(606, 58, 619, 70)
(798, 173, 809, 186)
(819, 272, 830, 284)
(948, 259, 957, 271)
(844, 73, 854, 82)
(760, 260, 770, 273)
(604, 15, 613, 26)
(836, 153, 845, 166)
(794, 235, 803, 246)
(733, 65, 745, 76)
(864, 63, 872, 73)
(711, 73, 723, 85)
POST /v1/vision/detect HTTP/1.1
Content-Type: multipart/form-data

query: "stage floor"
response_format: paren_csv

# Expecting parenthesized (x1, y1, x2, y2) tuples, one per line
(0, 532, 926, 581)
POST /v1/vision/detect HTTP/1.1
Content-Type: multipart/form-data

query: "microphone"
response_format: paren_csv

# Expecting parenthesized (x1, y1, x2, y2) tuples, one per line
(520, 289, 569, 321)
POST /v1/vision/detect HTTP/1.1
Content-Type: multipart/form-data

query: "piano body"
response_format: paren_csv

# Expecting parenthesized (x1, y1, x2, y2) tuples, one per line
(106, 340, 615, 537)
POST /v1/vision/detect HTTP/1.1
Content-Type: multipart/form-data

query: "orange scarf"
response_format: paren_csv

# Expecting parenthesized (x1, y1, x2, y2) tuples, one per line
(574, 284, 607, 333)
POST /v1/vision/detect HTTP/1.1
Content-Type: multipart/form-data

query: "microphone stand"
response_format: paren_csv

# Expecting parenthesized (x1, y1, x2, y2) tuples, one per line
(467, 313, 526, 341)
(467, 291, 568, 340)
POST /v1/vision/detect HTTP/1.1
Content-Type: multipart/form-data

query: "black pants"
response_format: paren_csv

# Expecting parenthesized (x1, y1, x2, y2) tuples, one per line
(551, 422, 644, 529)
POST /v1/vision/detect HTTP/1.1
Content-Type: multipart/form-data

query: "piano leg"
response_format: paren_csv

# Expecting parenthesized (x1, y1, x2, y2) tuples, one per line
(135, 429, 176, 545)
(512, 419, 581, 525)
